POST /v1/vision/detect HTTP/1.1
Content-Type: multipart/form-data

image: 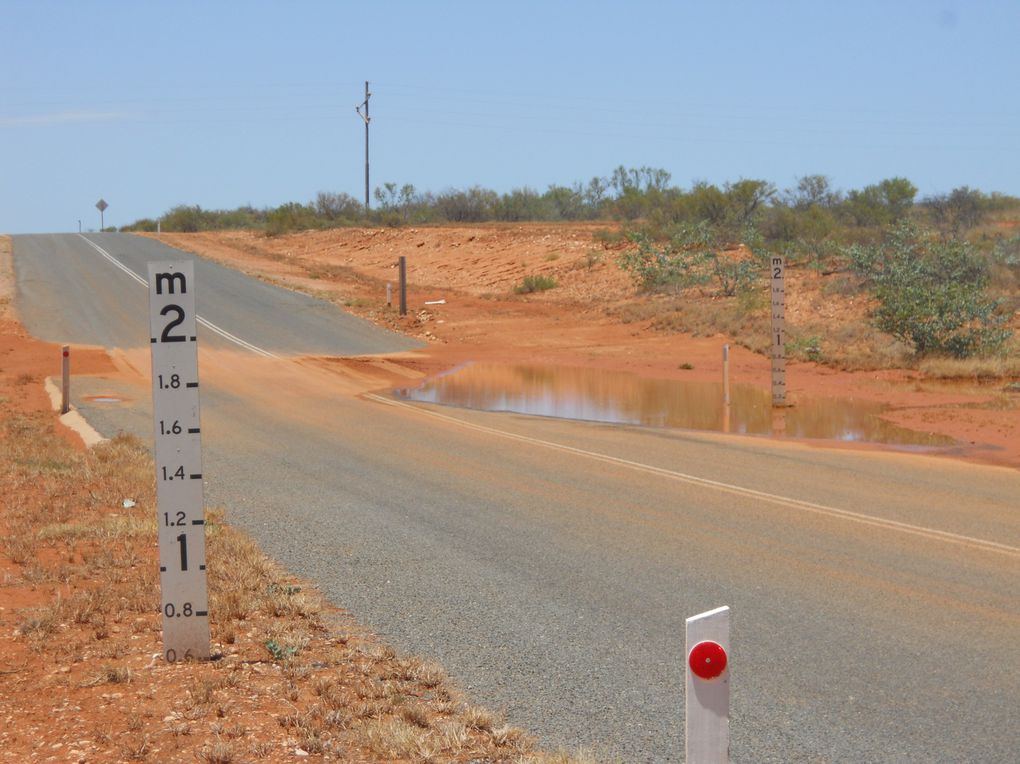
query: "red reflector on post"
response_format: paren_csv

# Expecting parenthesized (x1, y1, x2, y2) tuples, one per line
(689, 640, 727, 680)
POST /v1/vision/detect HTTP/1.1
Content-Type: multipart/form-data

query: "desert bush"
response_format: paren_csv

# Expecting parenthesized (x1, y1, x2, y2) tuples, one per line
(786, 174, 842, 210)
(315, 191, 363, 221)
(618, 231, 710, 293)
(494, 188, 555, 221)
(542, 184, 591, 220)
(846, 223, 1011, 357)
(514, 274, 557, 294)
(992, 235, 1020, 268)
(143, 204, 265, 233)
(619, 223, 767, 297)
(121, 218, 158, 233)
(265, 203, 320, 237)
(160, 205, 215, 233)
(761, 204, 840, 247)
(842, 177, 917, 227)
(433, 186, 498, 222)
(922, 186, 986, 233)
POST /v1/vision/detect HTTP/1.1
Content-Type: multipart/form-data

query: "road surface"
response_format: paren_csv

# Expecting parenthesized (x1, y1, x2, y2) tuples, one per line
(12, 233, 1020, 762)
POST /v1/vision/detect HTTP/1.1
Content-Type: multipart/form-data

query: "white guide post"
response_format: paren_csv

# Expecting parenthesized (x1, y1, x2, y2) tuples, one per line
(61, 345, 70, 415)
(770, 255, 786, 407)
(148, 260, 210, 662)
(722, 344, 730, 406)
(685, 605, 730, 763)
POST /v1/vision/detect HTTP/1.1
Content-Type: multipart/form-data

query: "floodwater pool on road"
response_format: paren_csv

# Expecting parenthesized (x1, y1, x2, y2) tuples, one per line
(394, 363, 957, 449)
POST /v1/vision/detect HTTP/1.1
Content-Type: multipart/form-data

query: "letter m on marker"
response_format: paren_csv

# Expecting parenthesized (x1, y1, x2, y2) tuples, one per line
(155, 271, 187, 295)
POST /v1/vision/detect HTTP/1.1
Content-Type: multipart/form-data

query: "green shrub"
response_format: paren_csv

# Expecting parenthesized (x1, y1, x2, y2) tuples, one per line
(992, 235, 1020, 268)
(160, 205, 213, 232)
(514, 274, 557, 294)
(618, 223, 767, 297)
(618, 230, 710, 293)
(788, 335, 824, 362)
(120, 218, 158, 232)
(493, 188, 555, 221)
(847, 223, 1011, 357)
(842, 177, 917, 227)
(265, 203, 320, 237)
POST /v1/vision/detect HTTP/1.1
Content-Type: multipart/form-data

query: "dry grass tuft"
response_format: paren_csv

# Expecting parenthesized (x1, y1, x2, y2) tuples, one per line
(919, 353, 1020, 380)
(81, 664, 132, 687)
(400, 703, 432, 729)
(359, 717, 428, 759)
(490, 723, 534, 752)
(118, 735, 151, 761)
(197, 741, 236, 764)
(462, 705, 497, 732)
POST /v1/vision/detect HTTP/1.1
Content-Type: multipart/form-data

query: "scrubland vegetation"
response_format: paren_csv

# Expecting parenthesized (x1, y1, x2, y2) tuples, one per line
(121, 168, 1020, 368)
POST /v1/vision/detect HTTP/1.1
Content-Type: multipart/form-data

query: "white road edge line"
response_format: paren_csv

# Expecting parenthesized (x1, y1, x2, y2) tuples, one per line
(366, 393, 1020, 559)
(78, 234, 280, 359)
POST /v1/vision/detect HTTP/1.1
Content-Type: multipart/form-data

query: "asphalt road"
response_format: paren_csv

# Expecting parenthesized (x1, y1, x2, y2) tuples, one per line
(12, 233, 1020, 762)
(13, 233, 421, 355)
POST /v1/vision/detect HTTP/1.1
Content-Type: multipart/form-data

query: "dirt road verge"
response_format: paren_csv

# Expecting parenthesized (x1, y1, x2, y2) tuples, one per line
(0, 235, 593, 763)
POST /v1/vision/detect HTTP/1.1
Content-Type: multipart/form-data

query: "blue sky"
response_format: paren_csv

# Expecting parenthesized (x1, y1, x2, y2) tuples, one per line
(2, 0, 1017, 233)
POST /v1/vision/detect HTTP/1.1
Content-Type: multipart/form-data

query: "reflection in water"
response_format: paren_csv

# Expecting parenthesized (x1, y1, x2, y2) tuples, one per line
(394, 363, 957, 448)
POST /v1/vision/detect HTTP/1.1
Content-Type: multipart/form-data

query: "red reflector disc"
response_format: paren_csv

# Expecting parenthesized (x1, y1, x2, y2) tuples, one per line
(689, 640, 727, 680)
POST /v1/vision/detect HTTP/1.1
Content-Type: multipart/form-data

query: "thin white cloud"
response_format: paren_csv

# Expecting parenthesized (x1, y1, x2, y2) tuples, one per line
(0, 111, 132, 126)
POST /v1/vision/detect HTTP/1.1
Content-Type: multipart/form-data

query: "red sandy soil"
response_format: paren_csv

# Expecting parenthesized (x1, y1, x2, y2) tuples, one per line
(147, 224, 1020, 470)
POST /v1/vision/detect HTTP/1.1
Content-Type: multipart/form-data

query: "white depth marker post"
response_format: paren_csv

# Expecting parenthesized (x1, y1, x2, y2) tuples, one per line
(770, 255, 786, 407)
(148, 260, 210, 662)
(686, 605, 730, 763)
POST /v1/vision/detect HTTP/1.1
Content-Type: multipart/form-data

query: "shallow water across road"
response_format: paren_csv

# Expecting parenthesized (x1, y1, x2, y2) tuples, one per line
(394, 362, 957, 449)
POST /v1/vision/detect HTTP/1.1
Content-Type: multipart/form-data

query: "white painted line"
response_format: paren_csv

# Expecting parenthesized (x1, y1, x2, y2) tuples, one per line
(79, 234, 147, 286)
(195, 316, 278, 358)
(366, 394, 1020, 559)
(77, 234, 279, 359)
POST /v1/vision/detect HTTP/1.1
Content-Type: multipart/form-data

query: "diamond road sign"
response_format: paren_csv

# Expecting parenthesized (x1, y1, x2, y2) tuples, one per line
(96, 198, 108, 212)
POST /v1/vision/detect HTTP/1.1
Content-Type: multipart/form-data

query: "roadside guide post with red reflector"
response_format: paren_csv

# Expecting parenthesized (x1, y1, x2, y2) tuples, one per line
(61, 345, 70, 414)
(685, 605, 730, 763)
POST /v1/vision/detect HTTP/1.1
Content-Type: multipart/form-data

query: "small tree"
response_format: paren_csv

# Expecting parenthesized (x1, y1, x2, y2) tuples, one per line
(723, 179, 776, 226)
(265, 203, 319, 236)
(847, 223, 1011, 357)
(843, 177, 917, 227)
(923, 186, 986, 233)
(787, 175, 841, 209)
(315, 191, 363, 221)
(494, 187, 552, 221)
(433, 187, 497, 222)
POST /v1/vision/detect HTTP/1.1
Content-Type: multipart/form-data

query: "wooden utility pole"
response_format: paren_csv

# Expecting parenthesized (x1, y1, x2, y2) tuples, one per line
(356, 81, 371, 211)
